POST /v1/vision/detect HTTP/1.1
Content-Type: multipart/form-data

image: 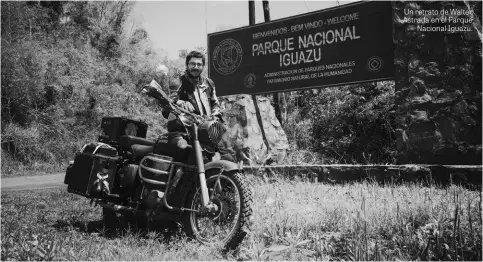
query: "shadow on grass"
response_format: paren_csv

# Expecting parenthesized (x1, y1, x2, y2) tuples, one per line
(51, 217, 185, 242)
(52, 218, 105, 234)
(50, 217, 237, 259)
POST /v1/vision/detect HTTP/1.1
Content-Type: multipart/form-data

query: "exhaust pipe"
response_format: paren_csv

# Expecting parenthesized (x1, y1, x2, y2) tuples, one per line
(98, 202, 142, 215)
(103, 193, 121, 202)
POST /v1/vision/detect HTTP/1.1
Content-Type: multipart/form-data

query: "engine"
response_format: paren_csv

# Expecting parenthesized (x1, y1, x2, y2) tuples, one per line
(134, 154, 174, 210)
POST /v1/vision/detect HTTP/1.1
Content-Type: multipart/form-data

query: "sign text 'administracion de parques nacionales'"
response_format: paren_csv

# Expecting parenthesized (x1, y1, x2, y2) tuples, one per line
(208, 1, 395, 96)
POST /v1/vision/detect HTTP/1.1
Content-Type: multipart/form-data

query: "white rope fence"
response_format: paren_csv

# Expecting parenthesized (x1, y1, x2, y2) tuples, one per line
(243, 164, 482, 169)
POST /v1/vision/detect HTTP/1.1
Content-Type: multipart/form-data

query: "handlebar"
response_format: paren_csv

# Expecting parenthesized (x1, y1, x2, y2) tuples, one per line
(141, 84, 220, 126)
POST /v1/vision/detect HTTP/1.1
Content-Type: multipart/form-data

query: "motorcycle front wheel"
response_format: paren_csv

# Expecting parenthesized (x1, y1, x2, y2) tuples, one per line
(183, 170, 253, 250)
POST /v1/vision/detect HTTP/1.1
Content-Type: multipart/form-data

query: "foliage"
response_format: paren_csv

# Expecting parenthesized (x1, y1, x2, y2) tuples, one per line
(392, 0, 482, 164)
(317, 82, 396, 164)
(1, 180, 481, 260)
(281, 81, 397, 164)
(1, 1, 167, 176)
(1, 1, 481, 174)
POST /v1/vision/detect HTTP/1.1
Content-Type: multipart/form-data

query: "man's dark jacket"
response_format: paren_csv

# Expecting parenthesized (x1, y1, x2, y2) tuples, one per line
(162, 74, 221, 129)
(173, 75, 220, 115)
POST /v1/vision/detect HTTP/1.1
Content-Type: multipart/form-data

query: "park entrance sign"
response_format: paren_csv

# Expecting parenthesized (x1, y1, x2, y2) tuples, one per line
(208, 1, 394, 96)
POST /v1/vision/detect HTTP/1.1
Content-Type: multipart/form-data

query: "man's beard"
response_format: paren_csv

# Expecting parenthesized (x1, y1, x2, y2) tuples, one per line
(188, 68, 201, 77)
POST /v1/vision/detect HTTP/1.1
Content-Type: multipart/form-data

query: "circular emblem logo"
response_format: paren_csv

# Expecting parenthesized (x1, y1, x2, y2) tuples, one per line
(366, 56, 384, 73)
(244, 73, 256, 88)
(212, 38, 243, 75)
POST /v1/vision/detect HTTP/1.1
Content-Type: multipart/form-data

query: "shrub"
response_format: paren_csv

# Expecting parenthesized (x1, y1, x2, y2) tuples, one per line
(296, 81, 397, 164)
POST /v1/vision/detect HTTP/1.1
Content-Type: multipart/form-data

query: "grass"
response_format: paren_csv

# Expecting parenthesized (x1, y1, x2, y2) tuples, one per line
(1, 175, 481, 261)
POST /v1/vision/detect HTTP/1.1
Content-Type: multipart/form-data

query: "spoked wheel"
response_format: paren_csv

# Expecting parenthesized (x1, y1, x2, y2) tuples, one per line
(183, 171, 253, 250)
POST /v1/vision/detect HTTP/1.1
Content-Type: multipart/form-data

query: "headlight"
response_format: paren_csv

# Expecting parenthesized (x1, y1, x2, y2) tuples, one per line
(199, 120, 227, 145)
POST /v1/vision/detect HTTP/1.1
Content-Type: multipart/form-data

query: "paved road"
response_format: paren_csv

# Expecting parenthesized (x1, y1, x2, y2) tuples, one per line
(2, 164, 480, 192)
(1, 173, 66, 192)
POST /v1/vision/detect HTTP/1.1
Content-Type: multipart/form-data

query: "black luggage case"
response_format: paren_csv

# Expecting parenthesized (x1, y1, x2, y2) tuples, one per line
(98, 117, 148, 145)
(64, 143, 118, 198)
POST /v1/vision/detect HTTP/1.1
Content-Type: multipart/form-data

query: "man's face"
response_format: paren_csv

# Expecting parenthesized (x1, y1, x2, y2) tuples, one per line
(187, 57, 204, 77)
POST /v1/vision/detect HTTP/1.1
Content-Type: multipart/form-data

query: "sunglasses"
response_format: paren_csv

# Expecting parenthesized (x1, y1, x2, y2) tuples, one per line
(188, 62, 204, 68)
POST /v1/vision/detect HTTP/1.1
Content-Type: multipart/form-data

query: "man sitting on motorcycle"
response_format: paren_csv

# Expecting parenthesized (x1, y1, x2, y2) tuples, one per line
(144, 51, 234, 161)
(154, 51, 233, 186)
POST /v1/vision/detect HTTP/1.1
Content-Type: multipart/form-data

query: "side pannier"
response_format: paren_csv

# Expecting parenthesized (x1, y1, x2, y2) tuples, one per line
(64, 142, 118, 198)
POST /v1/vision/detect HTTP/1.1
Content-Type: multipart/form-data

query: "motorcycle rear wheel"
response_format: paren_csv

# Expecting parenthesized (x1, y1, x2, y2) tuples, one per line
(183, 170, 253, 250)
(102, 207, 144, 237)
(102, 207, 125, 237)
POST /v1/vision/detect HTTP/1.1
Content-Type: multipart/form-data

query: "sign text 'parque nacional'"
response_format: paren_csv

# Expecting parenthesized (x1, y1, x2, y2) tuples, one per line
(208, 1, 394, 96)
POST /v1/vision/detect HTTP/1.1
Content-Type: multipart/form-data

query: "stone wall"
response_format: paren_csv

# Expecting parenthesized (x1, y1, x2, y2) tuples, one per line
(219, 95, 289, 165)
(244, 165, 482, 189)
(393, 1, 482, 164)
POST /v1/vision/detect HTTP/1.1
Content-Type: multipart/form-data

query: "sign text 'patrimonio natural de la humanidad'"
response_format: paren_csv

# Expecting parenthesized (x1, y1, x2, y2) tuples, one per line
(208, 1, 394, 96)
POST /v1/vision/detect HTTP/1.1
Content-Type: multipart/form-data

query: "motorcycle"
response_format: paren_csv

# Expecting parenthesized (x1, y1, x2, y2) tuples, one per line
(64, 83, 253, 250)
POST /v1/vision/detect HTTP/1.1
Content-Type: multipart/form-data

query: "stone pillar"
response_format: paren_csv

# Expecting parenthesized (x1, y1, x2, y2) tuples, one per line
(219, 95, 289, 165)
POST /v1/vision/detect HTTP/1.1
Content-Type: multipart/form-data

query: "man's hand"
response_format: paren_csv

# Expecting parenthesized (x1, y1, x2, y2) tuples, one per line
(176, 100, 195, 112)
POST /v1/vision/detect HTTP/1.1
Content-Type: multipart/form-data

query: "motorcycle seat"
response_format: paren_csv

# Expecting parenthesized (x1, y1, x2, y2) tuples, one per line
(119, 135, 155, 149)
(131, 144, 154, 158)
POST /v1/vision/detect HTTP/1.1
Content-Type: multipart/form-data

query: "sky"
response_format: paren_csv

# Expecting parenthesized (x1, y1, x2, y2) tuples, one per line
(130, 0, 355, 59)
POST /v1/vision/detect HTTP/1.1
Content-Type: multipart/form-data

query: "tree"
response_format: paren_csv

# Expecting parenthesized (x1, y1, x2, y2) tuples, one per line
(178, 49, 188, 59)
(193, 46, 206, 55)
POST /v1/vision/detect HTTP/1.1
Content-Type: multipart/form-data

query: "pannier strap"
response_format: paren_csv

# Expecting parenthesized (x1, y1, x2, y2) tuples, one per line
(80, 142, 112, 154)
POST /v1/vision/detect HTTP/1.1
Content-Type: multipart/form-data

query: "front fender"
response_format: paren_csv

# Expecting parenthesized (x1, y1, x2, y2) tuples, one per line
(178, 160, 240, 198)
(204, 160, 240, 173)
(176, 160, 241, 210)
